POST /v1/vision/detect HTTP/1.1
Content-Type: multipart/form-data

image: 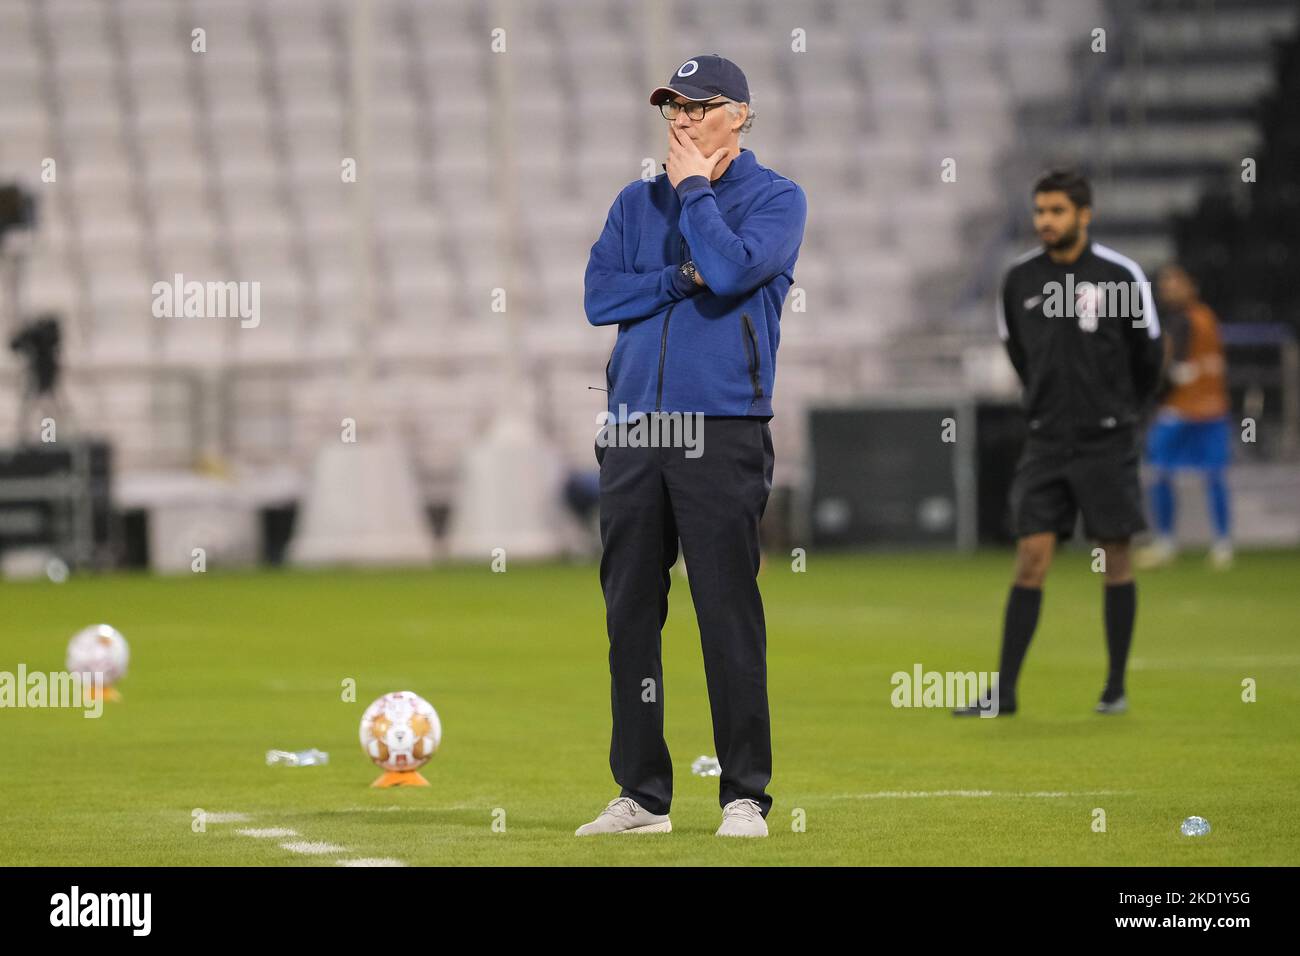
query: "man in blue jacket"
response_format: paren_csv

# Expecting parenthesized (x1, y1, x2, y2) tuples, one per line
(576, 54, 807, 838)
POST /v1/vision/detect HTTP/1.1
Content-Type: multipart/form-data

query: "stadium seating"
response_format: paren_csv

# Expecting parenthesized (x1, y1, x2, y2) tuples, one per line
(24, 0, 1296, 503)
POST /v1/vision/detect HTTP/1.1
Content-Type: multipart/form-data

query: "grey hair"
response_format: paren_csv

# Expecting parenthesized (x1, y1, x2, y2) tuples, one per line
(723, 97, 754, 138)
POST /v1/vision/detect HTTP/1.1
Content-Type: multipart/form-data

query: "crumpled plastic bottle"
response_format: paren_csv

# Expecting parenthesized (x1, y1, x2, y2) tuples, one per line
(266, 748, 329, 767)
(691, 755, 721, 777)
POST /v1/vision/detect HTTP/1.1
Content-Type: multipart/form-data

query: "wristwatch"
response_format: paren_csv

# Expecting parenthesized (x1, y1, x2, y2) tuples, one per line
(679, 260, 698, 285)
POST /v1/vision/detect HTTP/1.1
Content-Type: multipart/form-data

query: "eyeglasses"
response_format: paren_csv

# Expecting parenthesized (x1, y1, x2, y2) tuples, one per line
(659, 99, 729, 121)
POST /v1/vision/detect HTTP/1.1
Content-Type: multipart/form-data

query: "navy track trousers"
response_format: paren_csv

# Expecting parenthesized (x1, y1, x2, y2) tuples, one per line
(594, 415, 775, 817)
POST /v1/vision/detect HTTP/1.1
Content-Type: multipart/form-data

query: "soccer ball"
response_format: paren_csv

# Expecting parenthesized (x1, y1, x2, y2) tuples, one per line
(359, 691, 441, 773)
(66, 624, 129, 686)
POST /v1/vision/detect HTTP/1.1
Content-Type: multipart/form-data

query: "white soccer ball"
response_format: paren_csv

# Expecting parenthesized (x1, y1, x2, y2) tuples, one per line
(66, 624, 130, 686)
(359, 691, 441, 773)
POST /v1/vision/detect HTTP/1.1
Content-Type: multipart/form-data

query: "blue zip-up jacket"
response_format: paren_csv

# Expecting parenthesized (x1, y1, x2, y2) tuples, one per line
(584, 147, 807, 421)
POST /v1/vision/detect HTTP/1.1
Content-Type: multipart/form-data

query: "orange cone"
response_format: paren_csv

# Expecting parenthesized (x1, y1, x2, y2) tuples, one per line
(370, 770, 430, 788)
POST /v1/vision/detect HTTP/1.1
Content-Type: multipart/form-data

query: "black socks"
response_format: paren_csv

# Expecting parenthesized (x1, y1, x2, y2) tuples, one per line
(996, 585, 1043, 706)
(1103, 582, 1136, 702)
(993, 581, 1135, 709)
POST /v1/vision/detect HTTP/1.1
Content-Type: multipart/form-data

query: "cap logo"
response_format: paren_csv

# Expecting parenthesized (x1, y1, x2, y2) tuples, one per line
(676, 59, 699, 77)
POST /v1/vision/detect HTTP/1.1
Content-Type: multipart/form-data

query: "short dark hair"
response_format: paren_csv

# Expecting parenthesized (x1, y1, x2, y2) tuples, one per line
(1032, 168, 1092, 209)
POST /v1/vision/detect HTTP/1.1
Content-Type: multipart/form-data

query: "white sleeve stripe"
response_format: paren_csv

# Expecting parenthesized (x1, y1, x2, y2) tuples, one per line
(997, 247, 1039, 342)
(1092, 243, 1161, 339)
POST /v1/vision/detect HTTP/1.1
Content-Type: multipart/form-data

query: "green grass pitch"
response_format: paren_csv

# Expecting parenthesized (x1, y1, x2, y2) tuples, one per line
(2, 549, 1297, 866)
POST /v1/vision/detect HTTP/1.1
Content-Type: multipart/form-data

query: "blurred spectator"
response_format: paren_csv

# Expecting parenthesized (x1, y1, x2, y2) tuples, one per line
(1139, 264, 1234, 569)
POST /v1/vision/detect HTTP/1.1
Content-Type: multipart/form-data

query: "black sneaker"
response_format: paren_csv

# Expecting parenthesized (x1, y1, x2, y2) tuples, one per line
(952, 696, 1016, 717)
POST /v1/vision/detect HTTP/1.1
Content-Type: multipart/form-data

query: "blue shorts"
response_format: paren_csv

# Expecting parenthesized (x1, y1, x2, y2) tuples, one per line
(1145, 414, 1230, 471)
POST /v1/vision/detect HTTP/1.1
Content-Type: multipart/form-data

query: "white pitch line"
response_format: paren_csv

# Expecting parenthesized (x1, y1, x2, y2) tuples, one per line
(1130, 654, 1300, 671)
(335, 804, 482, 813)
(333, 806, 406, 814)
(203, 812, 252, 824)
(280, 841, 348, 855)
(237, 827, 299, 838)
(229, 816, 409, 867)
(336, 858, 408, 867)
(829, 789, 1128, 800)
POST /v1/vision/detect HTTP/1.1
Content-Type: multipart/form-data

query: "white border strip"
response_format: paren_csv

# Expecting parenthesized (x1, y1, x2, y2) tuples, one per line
(829, 789, 1128, 800)
(216, 814, 409, 867)
(336, 858, 408, 867)
(236, 827, 298, 838)
(280, 841, 348, 855)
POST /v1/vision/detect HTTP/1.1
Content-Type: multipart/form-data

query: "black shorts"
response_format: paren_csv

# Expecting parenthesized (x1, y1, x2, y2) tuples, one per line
(1009, 431, 1147, 542)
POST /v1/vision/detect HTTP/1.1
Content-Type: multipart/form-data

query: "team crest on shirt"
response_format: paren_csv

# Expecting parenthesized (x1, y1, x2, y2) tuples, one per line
(1074, 282, 1100, 332)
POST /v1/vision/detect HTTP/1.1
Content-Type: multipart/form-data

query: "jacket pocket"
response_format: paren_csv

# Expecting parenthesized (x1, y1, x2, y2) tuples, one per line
(605, 326, 627, 392)
(741, 312, 764, 400)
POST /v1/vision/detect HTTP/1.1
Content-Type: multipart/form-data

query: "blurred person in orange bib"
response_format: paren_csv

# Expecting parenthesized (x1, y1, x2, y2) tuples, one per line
(1138, 263, 1234, 570)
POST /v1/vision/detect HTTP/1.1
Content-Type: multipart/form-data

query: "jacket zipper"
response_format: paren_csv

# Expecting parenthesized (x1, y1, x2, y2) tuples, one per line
(653, 236, 693, 412)
(1062, 277, 1078, 450)
(742, 312, 763, 399)
(655, 304, 674, 412)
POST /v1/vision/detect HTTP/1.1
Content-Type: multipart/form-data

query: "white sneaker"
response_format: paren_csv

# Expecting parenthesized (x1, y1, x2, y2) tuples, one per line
(1135, 539, 1177, 569)
(1208, 540, 1234, 570)
(575, 796, 671, 836)
(1095, 694, 1128, 715)
(716, 799, 768, 837)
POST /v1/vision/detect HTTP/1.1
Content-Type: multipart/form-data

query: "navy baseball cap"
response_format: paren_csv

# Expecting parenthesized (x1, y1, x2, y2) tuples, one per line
(649, 54, 750, 106)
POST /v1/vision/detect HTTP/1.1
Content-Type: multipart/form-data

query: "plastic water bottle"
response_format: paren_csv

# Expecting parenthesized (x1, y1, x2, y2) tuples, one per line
(266, 748, 329, 767)
(1180, 815, 1211, 836)
(691, 755, 722, 777)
